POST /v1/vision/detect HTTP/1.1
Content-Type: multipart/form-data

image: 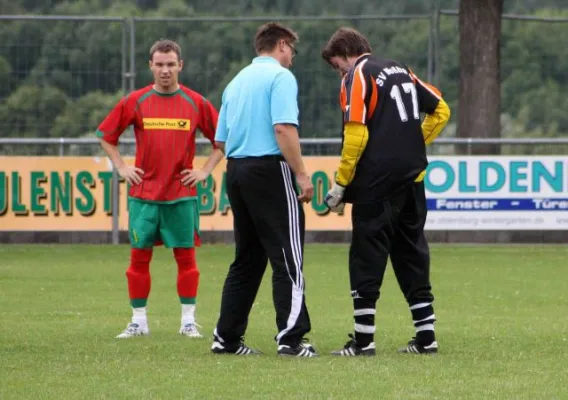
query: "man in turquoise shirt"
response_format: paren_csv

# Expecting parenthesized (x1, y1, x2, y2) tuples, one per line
(210, 22, 316, 358)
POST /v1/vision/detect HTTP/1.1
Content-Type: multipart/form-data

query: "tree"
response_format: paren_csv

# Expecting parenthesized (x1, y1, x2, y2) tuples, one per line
(1, 0, 567, 150)
(0, 84, 69, 138)
(457, 0, 504, 154)
(0, 84, 70, 155)
(0, 57, 12, 98)
(51, 90, 123, 138)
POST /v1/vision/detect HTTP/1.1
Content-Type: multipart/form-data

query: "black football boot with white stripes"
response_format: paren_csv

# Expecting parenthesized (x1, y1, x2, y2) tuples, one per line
(277, 340, 318, 357)
(331, 334, 376, 357)
(398, 338, 438, 354)
(211, 338, 262, 356)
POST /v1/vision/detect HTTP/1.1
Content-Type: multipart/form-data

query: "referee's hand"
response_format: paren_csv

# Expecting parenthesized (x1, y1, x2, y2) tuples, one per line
(296, 174, 314, 203)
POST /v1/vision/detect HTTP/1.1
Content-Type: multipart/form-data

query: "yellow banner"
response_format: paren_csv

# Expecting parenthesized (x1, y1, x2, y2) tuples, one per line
(0, 157, 352, 231)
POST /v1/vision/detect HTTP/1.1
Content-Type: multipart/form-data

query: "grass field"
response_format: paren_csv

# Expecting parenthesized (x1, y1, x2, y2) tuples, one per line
(1, 244, 567, 399)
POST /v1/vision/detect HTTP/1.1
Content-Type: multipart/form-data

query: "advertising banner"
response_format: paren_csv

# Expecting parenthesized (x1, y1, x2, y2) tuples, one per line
(0, 157, 350, 232)
(424, 156, 568, 230)
(1, 156, 567, 231)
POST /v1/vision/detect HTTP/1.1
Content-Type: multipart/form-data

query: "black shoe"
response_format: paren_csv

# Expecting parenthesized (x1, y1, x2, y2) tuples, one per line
(300, 337, 316, 353)
(211, 339, 262, 356)
(277, 340, 318, 358)
(331, 334, 376, 357)
(398, 338, 438, 354)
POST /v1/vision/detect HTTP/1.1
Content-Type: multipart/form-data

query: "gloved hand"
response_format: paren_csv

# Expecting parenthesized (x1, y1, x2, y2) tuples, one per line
(329, 201, 345, 213)
(324, 183, 346, 213)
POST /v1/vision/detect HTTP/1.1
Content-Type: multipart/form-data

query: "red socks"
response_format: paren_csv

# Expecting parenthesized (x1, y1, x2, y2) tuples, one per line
(174, 248, 200, 304)
(125, 247, 198, 307)
(125, 248, 153, 308)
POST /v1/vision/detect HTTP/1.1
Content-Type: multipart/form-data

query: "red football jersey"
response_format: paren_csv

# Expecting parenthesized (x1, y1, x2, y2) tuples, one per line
(96, 84, 218, 202)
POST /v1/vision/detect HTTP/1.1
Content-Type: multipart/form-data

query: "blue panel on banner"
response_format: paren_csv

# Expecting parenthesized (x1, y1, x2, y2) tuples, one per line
(427, 198, 568, 211)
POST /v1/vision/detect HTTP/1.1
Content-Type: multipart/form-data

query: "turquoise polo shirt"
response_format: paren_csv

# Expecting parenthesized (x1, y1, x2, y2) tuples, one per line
(214, 56, 299, 158)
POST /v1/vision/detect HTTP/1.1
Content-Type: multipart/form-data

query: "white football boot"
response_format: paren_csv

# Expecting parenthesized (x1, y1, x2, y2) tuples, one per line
(179, 322, 203, 338)
(116, 323, 149, 338)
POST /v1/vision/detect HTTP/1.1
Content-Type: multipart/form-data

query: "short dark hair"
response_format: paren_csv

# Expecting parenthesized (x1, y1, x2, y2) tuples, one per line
(149, 39, 182, 61)
(321, 27, 372, 65)
(254, 22, 299, 54)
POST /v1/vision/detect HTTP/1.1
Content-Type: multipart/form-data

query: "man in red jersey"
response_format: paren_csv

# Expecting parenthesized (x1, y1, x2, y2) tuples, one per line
(96, 39, 223, 339)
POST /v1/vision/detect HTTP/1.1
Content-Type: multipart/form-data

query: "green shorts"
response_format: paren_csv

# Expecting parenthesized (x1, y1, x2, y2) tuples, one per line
(128, 198, 199, 249)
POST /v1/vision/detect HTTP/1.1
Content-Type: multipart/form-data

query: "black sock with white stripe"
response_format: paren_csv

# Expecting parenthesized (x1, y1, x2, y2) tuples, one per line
(410, 302, 436, 345)
(353, 298, 376, 347)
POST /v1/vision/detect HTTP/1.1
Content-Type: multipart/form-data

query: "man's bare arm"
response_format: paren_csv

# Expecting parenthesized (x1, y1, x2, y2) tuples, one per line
(274, 123, 313, 202)
(98, 138, 143, 185)
(274, 124, 307, 177)
(215, 141, 226, 154)
(181, 146, 225, 187)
